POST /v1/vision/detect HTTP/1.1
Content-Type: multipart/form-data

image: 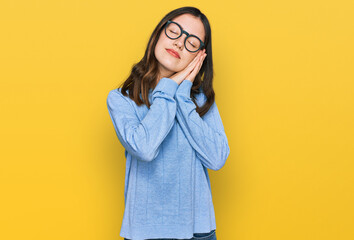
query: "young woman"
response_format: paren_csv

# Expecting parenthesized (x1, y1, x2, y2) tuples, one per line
(107, 6, 230, 240)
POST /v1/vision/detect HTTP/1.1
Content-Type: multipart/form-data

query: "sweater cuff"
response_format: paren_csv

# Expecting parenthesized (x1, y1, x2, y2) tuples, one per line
(176, 79, 193, 97)
(152, 77, 179, 97)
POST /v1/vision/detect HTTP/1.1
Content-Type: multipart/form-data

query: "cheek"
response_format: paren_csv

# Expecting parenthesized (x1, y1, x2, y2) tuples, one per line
(154, 38, 196, 71)
(154, 39, 163, 56)
(173, 55, 196, 71)
(184, 55, 196, 66)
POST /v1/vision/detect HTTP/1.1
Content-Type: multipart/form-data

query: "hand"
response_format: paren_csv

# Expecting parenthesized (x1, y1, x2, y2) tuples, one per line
(185, 49, 207, 83)
(169, 49, 207, 85)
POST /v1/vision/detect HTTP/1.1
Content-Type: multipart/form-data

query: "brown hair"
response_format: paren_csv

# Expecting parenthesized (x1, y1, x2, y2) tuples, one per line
(117, 6, 215, 117)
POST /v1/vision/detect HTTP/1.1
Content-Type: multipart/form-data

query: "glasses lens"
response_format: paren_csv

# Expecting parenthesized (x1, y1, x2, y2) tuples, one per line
(166, 22, 181, 39)
(185, 36, 201, 52)
(165, 22, 202, 52)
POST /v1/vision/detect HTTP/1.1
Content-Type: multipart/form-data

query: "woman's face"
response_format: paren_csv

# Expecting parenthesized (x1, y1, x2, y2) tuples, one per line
(154, 13, 206, 79)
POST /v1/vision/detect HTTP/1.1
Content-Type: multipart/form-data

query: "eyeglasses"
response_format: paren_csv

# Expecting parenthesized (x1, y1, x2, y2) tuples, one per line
(163, 20, 205, 53)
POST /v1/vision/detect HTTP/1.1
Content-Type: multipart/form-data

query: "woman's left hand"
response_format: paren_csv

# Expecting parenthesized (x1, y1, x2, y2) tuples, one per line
(185, 49, 207, 83)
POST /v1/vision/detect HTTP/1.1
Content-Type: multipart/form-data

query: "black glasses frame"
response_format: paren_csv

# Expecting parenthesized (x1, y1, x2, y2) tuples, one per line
(164, 20, 205, 53)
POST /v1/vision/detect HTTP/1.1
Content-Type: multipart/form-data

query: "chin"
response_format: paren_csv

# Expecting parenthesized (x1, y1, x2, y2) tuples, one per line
(164, 65, 180, 73)
(159, 60, 182, 72)
(156, 50, 185, 72)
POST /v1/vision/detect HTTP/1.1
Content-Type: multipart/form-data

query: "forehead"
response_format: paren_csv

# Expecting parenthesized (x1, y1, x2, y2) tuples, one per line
(171, 14, 205, 42)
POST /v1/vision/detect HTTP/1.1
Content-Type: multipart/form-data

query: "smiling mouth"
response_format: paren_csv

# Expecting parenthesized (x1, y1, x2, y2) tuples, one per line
(166, 49, 180, 59)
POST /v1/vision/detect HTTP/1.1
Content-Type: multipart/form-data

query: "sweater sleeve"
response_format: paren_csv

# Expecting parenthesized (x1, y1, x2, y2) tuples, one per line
(175, 79, 230, 171)
(106, 77, 178, 162)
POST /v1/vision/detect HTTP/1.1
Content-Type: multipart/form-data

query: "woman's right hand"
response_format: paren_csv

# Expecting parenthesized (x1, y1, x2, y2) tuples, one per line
(169, 49, 206, 85)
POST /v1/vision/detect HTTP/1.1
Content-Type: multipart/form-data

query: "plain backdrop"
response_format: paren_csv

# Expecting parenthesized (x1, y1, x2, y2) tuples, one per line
(0, 0, 353, 239)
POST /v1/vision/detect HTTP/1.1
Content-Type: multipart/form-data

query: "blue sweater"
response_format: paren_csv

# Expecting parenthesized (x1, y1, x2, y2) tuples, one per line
(106, 77, 230, 240)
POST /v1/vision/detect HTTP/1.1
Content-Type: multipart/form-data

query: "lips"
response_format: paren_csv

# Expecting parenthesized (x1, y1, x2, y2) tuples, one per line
(166, 49, 180, 59)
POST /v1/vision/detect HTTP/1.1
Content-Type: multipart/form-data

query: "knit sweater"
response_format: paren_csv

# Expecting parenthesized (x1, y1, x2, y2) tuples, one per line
(106, 77, 230, 240)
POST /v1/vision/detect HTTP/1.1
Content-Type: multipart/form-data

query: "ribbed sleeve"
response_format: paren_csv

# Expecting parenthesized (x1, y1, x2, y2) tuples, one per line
(175, 79, 230, 170)
(106, 77, 179, 162)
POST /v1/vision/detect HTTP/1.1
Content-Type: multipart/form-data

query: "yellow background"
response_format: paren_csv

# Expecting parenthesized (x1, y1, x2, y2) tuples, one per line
(1, 0, 353, 239)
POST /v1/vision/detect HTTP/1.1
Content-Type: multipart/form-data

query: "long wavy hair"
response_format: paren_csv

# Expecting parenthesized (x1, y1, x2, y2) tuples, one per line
(117, 6, 215, 117)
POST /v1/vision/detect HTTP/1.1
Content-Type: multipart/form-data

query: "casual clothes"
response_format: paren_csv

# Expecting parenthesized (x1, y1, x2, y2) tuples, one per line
(124, 229, 217, 240)
(106, 78, 229, 240)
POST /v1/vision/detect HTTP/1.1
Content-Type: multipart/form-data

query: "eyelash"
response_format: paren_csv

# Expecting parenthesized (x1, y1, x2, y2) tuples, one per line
(169, 30, 196, 47)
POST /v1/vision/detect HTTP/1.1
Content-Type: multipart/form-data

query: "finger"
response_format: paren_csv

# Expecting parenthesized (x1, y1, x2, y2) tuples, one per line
(184, 52, 205, 79)
(192, 53, 204, 70)
(198, 54, 206, 68)
(202, 53, 207, 62)
(187, 58, 200, 74)
(198, 57, 204, 69)
(197, 54, 205, 65)
(186, 56, 201, 72)
(187, 51, 202, 67)
(190, 57, 203, 76)
(192, 50, 204, 62)
(197, 53, 206, 66)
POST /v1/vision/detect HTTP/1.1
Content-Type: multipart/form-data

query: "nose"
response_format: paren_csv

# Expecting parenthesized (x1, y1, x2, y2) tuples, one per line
(174, 33, 187, 50)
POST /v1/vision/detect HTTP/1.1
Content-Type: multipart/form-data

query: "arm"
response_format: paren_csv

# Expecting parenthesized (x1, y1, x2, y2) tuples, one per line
(106, 77, 178, 162)
(175, 79, 230, 170)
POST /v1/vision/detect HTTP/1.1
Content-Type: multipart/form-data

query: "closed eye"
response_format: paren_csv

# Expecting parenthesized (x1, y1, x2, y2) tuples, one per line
(188, 41, 196, 47)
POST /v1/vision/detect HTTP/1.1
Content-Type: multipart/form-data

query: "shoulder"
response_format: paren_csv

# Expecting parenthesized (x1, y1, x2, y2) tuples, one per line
(106, 88, 135, 109)
(107, 88, 132, 100)
(107, 88, 123, 102)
